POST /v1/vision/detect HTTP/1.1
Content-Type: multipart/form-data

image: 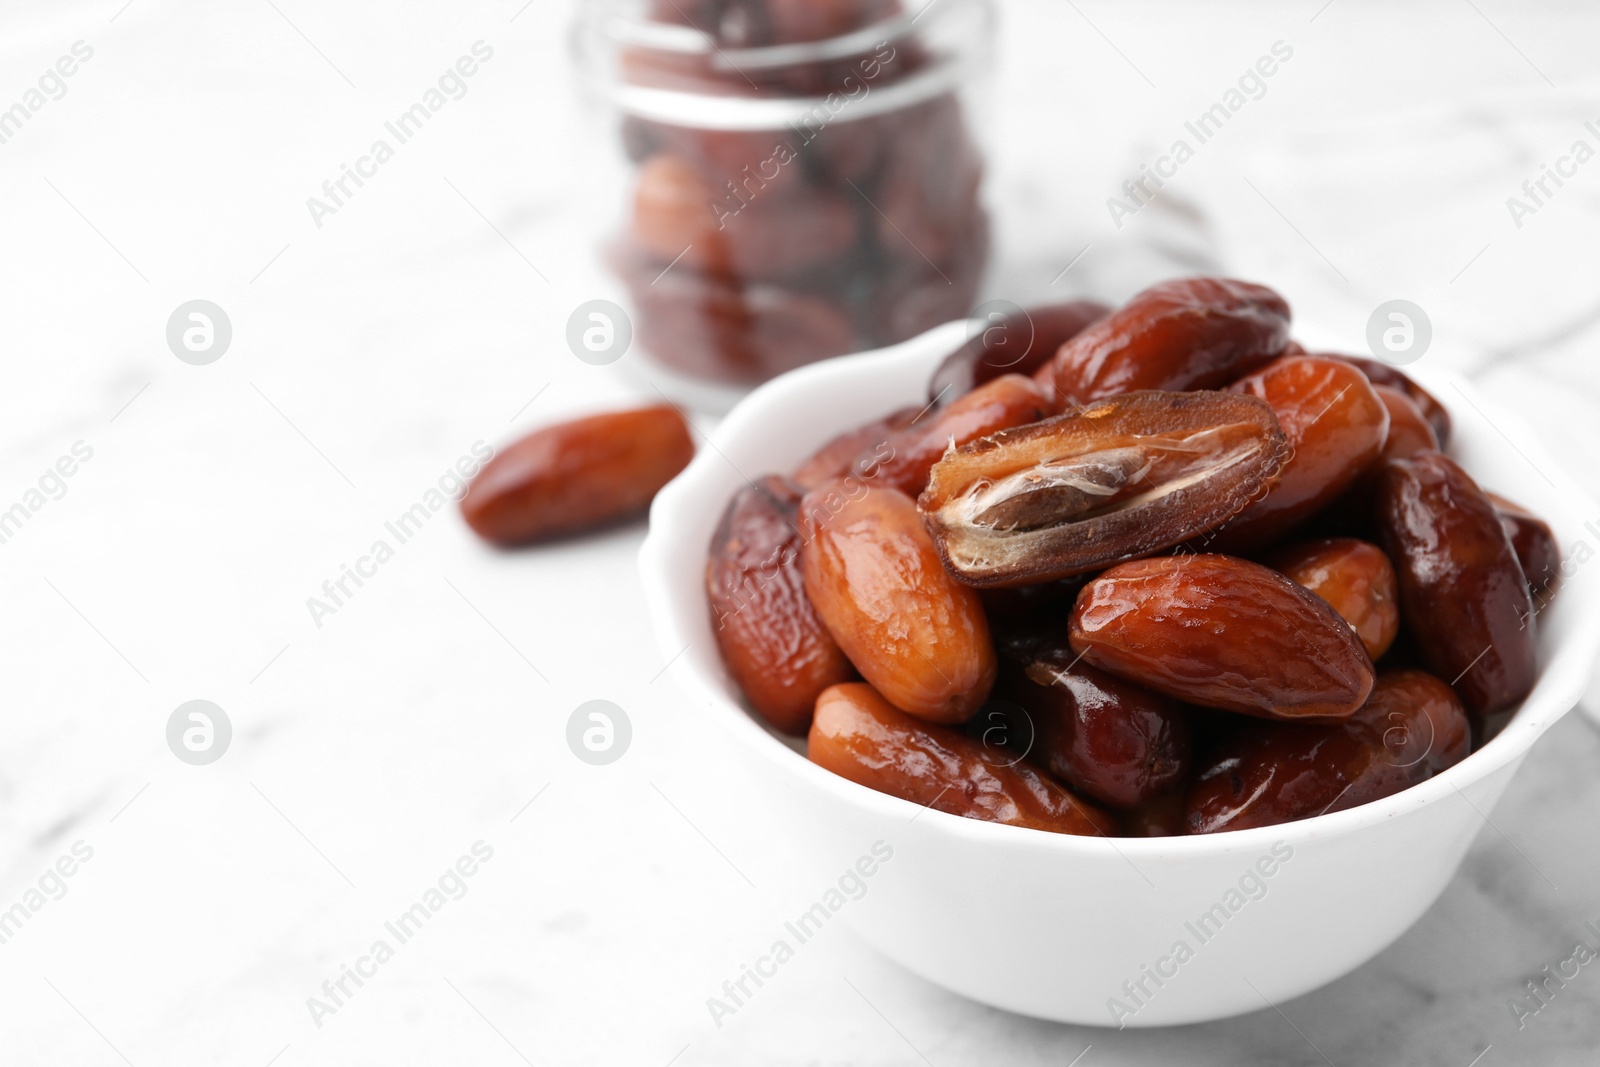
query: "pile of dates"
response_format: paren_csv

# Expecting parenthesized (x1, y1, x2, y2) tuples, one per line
(611, 0, 989, 383)
(706, 277, 1560, 836)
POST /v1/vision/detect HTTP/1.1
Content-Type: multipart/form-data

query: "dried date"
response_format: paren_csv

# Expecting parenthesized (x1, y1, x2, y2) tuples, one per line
(919, 390, 1289, 587)
(1185, 669, 1469, 833)
(1004, 639, 1192, 809)
(461, 404, 693, 545)
(1376, 453, 1536, 717)
(928, 299, 1111, 403)
(1069, 554, 1375, 721)
(862, 374, 1051, 498)
(799, 484, 996, 723)
(706, 476, 856, 734)
(1050, 278, 1290, 404)
(809, 683, 1116, 836)
(1212, 356, 1389, 550)
(1268, 538, 1400, 661)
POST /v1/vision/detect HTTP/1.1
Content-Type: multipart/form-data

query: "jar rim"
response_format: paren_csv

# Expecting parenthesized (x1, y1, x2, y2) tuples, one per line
(592, 9, 923, 68)
(573, 0, 994, 128)
(579, 0, 992, 64)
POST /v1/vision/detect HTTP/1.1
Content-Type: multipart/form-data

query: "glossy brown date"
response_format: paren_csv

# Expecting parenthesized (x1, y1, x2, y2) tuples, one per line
(861, 374, 1051, 498)
(1185, 669, 1469, 833)
(1212, 357, 1389, 550)
(791, 405, 920, 490)
(1268, 538, 1400, 661)
(1376, 453, 1536, 717)
(927, 299, 1111, 403)
(1333, 356, 1452, 447)
(1069, 554, 1375, 721)
(919, 390, 1289, 587)
(1004, 639, 1192, 809)
(799, 484, 996, 723)
(461, 404, 693, 546)
(809, 683, 1116, 836)
(1050, 278, 1290, 404)
(1373, 385, 1439, 462)
(706, 476, 856, 735)
(1490, 492, 1561, 598)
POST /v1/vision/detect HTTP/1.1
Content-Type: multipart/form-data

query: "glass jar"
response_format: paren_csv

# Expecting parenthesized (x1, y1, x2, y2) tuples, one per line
(574, 0, 995, 399)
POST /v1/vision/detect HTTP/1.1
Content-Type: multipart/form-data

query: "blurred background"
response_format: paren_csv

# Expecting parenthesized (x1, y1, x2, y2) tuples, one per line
(2, 0, 1599, 1062)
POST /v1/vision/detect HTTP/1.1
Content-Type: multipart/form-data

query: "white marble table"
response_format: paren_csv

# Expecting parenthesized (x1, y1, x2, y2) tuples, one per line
(3, 0, 1600, 1063)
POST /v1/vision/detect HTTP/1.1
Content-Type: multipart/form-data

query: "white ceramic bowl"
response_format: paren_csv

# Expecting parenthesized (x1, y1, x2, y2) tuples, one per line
(638, 320, 1600, 1027)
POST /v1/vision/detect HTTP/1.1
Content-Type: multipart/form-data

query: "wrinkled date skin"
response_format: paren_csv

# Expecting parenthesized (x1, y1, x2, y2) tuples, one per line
(927, 299, 1111, 403)
(1069, 554, 1375, 721)
(706, 476, 856, 735)
(1269, 538, 1400, 661)
(1212, 357, 1389, 550)
(461, 404, 693, 545)
(808, 683, 1116, 836)
(1004, 639, 1192, 809)
(1377, 453, 1537, 717)
(1050, 278, 1290, 404)
(791, 405, 920, 490)
(1333, 355, 1452, 447)
(1373, 385, 1440, 463)
(1490, 492, 1561, 599)
(861, 374, 1051, 498)
(919, 390, 1289, 587)
(1185, 669, 1469, 833)
(799, 484, 996, 723)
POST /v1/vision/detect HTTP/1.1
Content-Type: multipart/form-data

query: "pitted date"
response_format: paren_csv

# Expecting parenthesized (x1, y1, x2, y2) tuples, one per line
(1050, 278, 1290, 404)
(1269, 538, 1399, 661)
(1185, 669, 1469, 833)
(809, 683, 1116, 836)
(461, 404, 693, 545)
(792, 405, 920, 490)
(1373, 385, 1439, 462)
(1490, 492, 1561, 599)
(706, 476, 856, 735)
(928, 299, 1111, 403)
(1377, 453, 1536, 718)
(919, 390, 1288, 587)
(861, 374, 1051, 498)
(1069, 554, 1375, 721)
(1002, 638, 1192, 809)
(1333, 355, 1452, 447)
(1212, 356, 1389, 550)
(799, 484, 996, 723)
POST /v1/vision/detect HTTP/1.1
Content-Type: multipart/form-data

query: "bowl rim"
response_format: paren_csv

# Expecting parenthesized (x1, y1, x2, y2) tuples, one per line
(638, 319, 1600, 857)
